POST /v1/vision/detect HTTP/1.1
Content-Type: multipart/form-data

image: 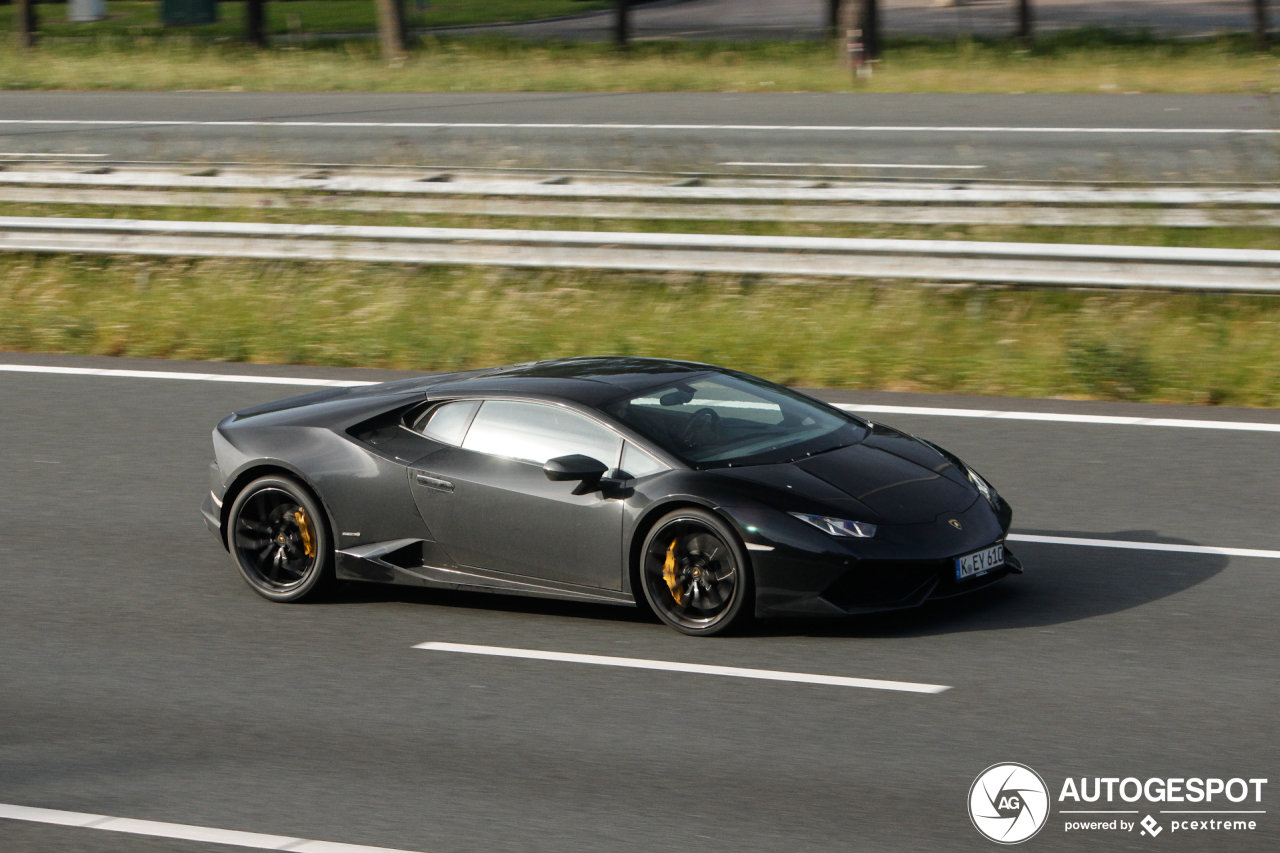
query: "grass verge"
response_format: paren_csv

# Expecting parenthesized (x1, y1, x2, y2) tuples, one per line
(4, 31, 1280, 93)
(3, 254, 1279, 406)
(3, 202, 1280, 249)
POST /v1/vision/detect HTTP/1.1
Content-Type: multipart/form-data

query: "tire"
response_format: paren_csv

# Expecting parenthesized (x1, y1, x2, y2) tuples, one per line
(638, 508, 753, 636)
(226, 475, 334, 602)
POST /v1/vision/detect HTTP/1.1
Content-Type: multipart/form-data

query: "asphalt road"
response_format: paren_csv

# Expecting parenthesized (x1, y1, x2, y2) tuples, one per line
(4, 92, 1280, 181)
(1, 352, 1277, 853)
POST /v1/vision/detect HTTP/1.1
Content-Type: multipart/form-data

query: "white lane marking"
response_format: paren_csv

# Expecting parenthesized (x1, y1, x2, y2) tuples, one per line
(3, 365, 1278, 434)
(2, 120, 1278, 134)
(414, 642, 950, 693)
(0, 363, 374, 387)
(1007, 533, 1280, 559)
(0, 803, 429, 853)
(0, 152, 107, 157)
(720, 161, 986, 169)
(837, 403, 1280, 433)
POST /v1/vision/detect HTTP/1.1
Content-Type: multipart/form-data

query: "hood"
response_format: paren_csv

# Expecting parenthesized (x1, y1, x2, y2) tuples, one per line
(719, 428, 977, 524)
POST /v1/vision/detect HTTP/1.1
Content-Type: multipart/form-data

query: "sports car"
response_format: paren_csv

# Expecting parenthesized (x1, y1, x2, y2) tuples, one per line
(201, 357, 1021, 635)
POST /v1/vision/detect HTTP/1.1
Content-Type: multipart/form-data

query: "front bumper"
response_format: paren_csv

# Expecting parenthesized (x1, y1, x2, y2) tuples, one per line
(722, 498, 1021, 618)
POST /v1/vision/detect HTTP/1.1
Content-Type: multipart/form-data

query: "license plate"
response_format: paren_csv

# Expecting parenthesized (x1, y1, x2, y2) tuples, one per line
(955, 543, 1004, 581)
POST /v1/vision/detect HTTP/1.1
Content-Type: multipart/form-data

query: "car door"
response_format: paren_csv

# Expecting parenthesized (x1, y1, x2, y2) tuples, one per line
(409, 399, 626, 590)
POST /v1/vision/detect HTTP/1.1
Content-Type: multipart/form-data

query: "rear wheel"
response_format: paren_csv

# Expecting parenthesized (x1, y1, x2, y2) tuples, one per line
(639, 508, 752, 636)
(227, 475, 333, 602)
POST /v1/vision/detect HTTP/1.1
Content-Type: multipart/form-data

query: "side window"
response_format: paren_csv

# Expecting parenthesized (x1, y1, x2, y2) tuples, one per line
(462, 401, 622, 467)
(418, 400, 480, 446)
(620, 442, 667, 479)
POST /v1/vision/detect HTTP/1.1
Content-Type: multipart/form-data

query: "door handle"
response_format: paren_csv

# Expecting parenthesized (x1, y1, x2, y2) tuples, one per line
(415, 473, 454, 493)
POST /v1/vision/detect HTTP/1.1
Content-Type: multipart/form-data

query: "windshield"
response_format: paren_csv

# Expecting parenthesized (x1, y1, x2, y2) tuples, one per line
(603, 372, 867, 468)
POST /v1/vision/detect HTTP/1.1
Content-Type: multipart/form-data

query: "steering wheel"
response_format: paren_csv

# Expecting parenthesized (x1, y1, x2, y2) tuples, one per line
(679, 407, 722, 448)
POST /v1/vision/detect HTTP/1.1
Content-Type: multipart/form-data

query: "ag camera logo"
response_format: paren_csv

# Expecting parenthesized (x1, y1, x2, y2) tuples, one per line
(969, 763, 1051, 844)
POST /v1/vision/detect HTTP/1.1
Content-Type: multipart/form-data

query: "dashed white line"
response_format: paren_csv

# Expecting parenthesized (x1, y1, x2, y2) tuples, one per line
(1007, 534, 1280, 559)
(3, 364, 1278, 433)
(719, 161, 986, 169)
(0, 803, 429, 853)
(415, 642, 951, 693)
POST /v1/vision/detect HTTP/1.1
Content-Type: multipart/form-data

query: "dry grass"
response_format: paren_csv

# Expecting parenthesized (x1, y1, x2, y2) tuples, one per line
(3, 34, 1280, 93)
(3, 254, 1279, 406)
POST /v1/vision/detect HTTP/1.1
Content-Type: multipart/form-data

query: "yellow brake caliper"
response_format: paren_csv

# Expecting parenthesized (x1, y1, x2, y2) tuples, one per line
(294, 508, 316, 559)
(662, 539, 683, 605)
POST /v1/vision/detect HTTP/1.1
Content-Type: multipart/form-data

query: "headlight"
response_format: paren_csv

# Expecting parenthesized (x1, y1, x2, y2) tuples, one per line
(967, 468, 998, 507)
(789, 512, 877, 539)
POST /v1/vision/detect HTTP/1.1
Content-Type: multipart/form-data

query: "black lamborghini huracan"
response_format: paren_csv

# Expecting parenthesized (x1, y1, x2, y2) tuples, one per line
(202, 357, 1020, 635)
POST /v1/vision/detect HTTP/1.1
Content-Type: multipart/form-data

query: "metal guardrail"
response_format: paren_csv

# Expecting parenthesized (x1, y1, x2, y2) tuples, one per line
(3, 186, 1279, 228)
(2, 216, 1278, 292)
(5, 169, 1280, 205)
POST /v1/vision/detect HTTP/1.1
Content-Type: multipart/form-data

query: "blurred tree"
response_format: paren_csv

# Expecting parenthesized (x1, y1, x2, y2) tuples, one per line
(828, 0, 839, 36)
(376, 0, 409, 58)
(1254, 0, 1269, 49)
(15, 0, 37, 49)
(245, 0, 266, 45)
(1016, 0, 1032, 43)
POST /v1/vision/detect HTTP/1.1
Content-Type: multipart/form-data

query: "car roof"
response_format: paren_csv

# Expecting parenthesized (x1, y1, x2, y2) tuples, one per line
(428, 357, 717, 403)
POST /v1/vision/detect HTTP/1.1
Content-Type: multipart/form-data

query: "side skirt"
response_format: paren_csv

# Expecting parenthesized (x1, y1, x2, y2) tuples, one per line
(337, 539, 636, 607)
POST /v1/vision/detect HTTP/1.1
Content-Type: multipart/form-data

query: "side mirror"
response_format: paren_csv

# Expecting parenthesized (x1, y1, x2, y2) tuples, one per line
(543, 454, 609, 483)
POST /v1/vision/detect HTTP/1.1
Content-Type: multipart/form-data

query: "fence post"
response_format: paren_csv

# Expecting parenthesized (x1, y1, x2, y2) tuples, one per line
(615, 0, 630, 47)
(1016, 0, 1033, 44)
(15, 0, 37, 49)
(855, 0, 880, 59)
(1255, 0, 1269, 50)
(244, 0, 266, 45)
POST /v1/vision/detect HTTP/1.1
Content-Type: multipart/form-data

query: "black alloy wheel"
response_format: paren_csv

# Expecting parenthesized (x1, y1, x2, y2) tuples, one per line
(228, 476, 333, 602)
(639, 508, 752, 636)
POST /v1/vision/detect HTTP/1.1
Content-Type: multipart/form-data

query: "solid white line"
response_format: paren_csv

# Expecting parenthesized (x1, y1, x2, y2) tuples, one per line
(0, 803, 429, 853)
(4, 366, 1279, 433)
(0, 152, 106, 157)
(414, 641, 951, 693)
(0, 364, 375, 387)
(2, 119, 1277, 134)
(837, 403, 1280, 433)
(1007, 533, 1280, 559)
(719, 161, 986, 169)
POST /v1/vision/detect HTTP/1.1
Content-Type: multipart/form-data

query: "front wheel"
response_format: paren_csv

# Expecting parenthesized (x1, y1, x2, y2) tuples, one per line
(639, 508, 752, 636)
(227, 475, 333, 602)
